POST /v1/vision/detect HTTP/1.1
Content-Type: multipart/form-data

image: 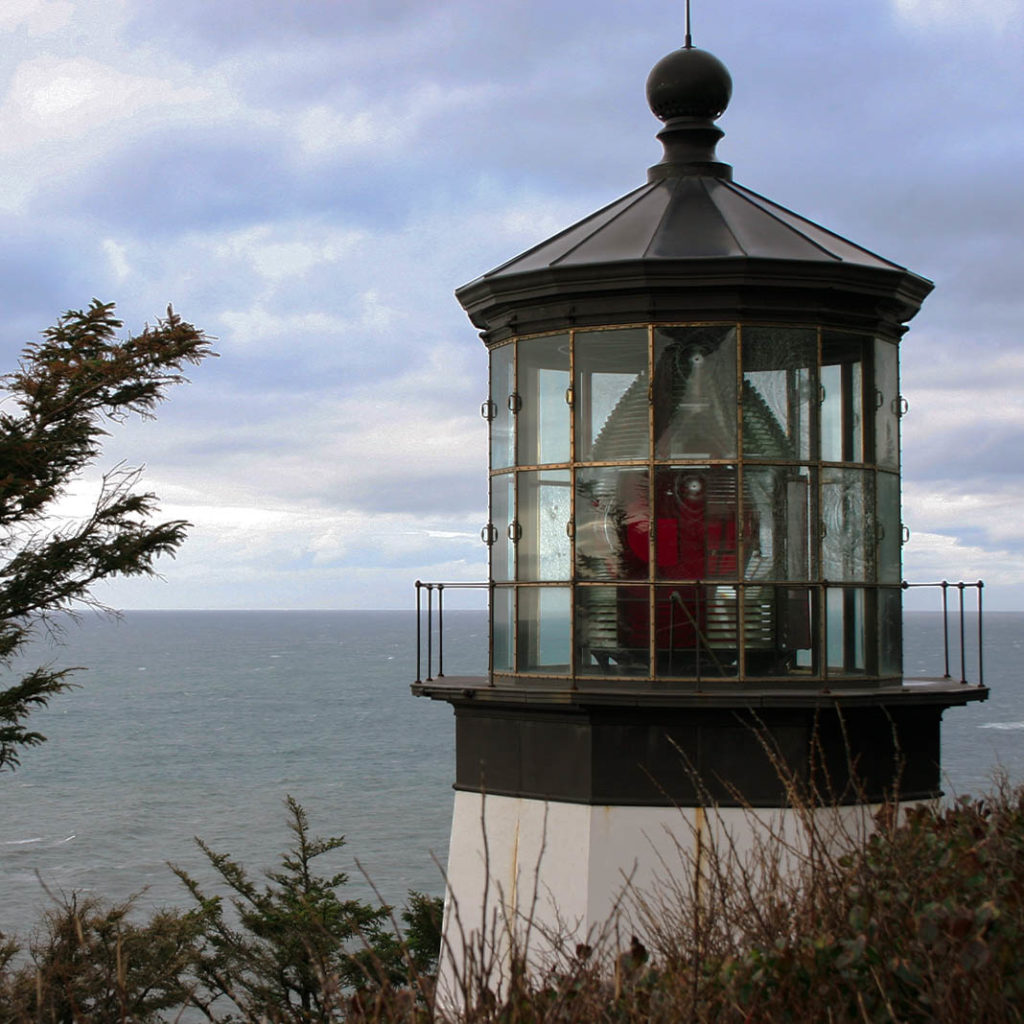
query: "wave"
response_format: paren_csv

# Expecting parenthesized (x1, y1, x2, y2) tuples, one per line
(979, 722, 1024, 731)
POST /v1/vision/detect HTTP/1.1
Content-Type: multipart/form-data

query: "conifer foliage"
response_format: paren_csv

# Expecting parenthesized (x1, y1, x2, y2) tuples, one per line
(0, 300, 213, 770)
(174, 796, 405, 1021)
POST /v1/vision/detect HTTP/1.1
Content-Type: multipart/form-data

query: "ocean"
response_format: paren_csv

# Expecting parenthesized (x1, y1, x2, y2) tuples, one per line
(1, 609, 1021, 942)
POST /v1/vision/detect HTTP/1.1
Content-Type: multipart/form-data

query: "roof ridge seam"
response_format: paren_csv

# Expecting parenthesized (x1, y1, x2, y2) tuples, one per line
(478, 183, 653, 280)
(642, 176, 682, 258)
(701, 177, 748, 256)
(721, 179, 904, 269)
(550, 182, 661, 267)
(718, 179, 844, 262)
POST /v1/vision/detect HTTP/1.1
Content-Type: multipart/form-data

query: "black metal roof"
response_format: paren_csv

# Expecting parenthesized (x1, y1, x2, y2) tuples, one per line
(456, 46, 932, 344)
(478, 175, 905, 277)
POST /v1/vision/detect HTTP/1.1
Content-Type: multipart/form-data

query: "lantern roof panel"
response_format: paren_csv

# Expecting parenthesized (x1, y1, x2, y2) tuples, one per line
(456, 44, 933, 341)
(468, 174, 904, 288)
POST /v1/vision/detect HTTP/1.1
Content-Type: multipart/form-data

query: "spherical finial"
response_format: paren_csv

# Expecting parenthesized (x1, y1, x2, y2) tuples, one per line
(646, 46, 732, 122)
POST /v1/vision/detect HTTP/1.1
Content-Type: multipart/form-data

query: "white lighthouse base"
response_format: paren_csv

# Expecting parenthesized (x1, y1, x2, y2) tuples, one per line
(436, 790, 895, 1009)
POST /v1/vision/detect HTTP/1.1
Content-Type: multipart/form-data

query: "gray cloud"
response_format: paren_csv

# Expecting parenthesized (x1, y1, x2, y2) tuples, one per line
(0, 0, 1020, 607)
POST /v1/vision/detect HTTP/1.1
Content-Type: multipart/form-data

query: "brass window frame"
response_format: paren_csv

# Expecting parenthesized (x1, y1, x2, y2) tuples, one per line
(484, 322, 900, 685)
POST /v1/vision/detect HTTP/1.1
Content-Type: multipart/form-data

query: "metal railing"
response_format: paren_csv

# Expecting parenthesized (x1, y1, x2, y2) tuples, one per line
(414, 581, 488, 683)
(414, 579, 985, 688)
(902, 580, 985, 687)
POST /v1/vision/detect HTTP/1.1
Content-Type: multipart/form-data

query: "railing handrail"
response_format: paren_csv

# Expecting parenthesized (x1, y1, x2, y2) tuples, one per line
(414, 579, 985, 689)
(415, 581, 488, 683)
(902, 580, 984, 687)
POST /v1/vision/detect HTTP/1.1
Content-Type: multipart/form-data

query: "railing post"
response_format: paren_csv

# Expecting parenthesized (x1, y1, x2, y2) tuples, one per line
(941, 581, 951, 679)
(821, 580, 830, 692)
(695, 582, 703, 686)
(977, 581, 985, 687)
(426, 584, 434, 682)
(893, 579, 986, 689)
(415, 581, 422, 684)
(488, 580, 495, 685)
(437, 583, 445, 678)
(668, 592, 676, 677)
(958, 582, 967, 684)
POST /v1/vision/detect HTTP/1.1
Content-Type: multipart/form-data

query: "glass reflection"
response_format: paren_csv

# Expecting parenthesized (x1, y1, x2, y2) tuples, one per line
(485, 324, 899, 687)
(878, 587, 902, 677)
(576, 585, 649, 676)
(742, 326, 816, 460)
(654, 584, 738, 678)
(653, 326, 737, 459)
(653, 466, 740, 581)
(821, 332, 864, 463)
(518, 334, 570, 466)
(822, 467, 874, 583)
(876, 470, 901, 584)
(493, 586, 513, 672)
(518, 470, 571, 581)
(874, 339, 900, 470)
(743, 585, 815, 677)
(575, 328, 649, 462)
(518, 587, 571, 673)
(490, 342, 514, 470)
(745, 466, 814, 581)
(826, 587, 866, 674)
(490, 473, 514, 583)
(575, 468, 648, 580)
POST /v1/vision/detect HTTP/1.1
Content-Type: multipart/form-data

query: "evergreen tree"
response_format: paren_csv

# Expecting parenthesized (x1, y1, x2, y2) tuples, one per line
(0, 300, 212, 771)
(0, 893, 203, 1022)
(174, 796, 435, 1022)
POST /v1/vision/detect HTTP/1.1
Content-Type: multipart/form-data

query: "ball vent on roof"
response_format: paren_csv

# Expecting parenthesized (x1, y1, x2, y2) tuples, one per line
(646, 46, 732, 121)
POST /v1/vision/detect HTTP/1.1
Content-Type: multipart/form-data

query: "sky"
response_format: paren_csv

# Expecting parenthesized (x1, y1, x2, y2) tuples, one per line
(0, 0, 1021, 611)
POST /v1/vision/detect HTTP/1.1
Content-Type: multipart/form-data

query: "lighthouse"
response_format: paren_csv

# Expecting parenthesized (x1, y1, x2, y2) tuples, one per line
(413, 36, 987, 995)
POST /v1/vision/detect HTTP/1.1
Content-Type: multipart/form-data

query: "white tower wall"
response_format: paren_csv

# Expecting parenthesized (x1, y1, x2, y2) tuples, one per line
(436, 790, 892, 1008)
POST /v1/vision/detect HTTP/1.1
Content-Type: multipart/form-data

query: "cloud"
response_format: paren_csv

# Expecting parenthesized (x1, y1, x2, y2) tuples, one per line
(0, 56, 211, 153)
(0, 0, 1021, 610)
(291, 81, 493, 164)
(0, 0, 72, 35)
(903, 479, 1024, 609)
(101, 238, 130, 283)
(891, 0, 1022, 31)
(87, 495, 488, 610)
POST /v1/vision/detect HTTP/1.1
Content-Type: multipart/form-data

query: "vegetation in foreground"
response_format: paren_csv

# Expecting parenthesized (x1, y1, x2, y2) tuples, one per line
(2, 779, 1024, 1022)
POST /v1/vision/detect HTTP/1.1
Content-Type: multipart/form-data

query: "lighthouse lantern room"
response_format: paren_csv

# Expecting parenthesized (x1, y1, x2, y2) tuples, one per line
(413, 36, 987, 993)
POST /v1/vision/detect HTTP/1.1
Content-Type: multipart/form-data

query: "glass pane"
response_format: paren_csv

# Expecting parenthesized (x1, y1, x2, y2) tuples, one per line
(874, 338, 900, 470)
(492, 586, 513, 672)
(518, 587, 570, 672)
(876, 470, 901, 584)
(878, 586, 902, 677)
(517, 470, 571, 581)
(653, 466, 738, 581)
(490, 473, 515, 582)
(653, 326, 737, 459)
(745, 466, 815, 582)
(654, 584, 738, 678)
(490, 343, 514, 469)
(517, 334, 570, 466)
(821, 332, 865, 463)
(826, 587, 866, 675)
(822, 468, 875, 583)
(743, 585, 816, 677)
(575, 328, 649, 462)
(575, 467, 649, 580)
(576, 585, 649, 676)
(742, 327, 816, 460)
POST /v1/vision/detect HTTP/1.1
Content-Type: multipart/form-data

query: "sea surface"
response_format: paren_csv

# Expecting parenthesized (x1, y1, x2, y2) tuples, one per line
(1, 609, 1021, 941)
